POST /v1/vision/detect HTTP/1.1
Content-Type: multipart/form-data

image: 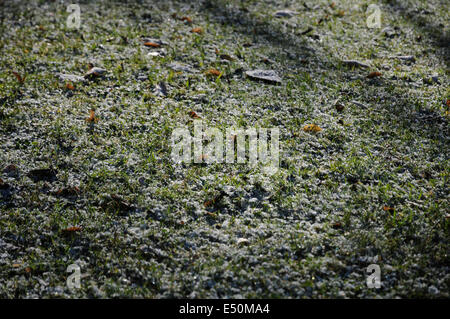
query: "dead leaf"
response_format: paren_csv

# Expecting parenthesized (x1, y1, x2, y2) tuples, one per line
(188, 111, 201, 119)
(303, 124, 322, 133)
(332, 221, 342, 229)
(335, 103, 345, 112)
(55, 186, 80, 197)
(205, 69, 221, 77)
(66, 82, 75, 90)
(367, 71, 382, 79)
(383, 205, 395, 213)
(86, 109, 99, 123)
(180, 16, 193, 23)
(109, 194, 133, 212)
(11, 71, 26, 84)
(330, 2, 336, 9)
(144, 42, 161, 48)
(204, 191, 225, 208)
(219, 54, 234, 61)
(191, 27, 203, 34)
(62, 226, 82, 233)
(25, 267, 32, 273)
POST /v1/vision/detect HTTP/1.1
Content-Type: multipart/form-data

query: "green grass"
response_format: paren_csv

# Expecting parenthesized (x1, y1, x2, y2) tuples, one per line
(0, 0, 448, 298)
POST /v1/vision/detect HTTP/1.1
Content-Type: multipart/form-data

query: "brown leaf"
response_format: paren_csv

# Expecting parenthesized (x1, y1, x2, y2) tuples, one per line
(367, 71, 382, 79)
(303, 124, 322, 133)
(383, 205, 395, 213)
(335, 103, 345, 112)
(446, 99, 450, 107)
(205, 69, 221, 77)
(11, 71, 26, 84)
(108, 194, 133, 212)
(86, 109, 99, 123)
(331, 221, 342, 229)
(188, 111, 201, 119)
(191, 27, 203, 34)
(144, 42, 161, 48)
(62, 226, 82, 233)
(180, 16, 193, 23)
(55, 186, 80, 197)
(66, 82, 75, 90)
(25, 267, 32, 273)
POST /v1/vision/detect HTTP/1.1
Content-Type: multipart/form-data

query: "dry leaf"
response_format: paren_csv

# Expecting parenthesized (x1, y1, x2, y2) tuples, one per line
(188, 111, 201, 119)
(303, 124, 322, 133)
(11, 71, 26, 84)
(180, 16, 193, 23)
(330, 2, 336, 9)
(219, 54, 234, 61)
(66, 82, 75, 90)
(56, 186, 80, 197)
(144, 42, 161, 48)
(62, 226, 82, 233)
(86, 109, 99, 123)
(335, 103, 345, 112)
(25, 267, 32, 273)
(332, 221, 342, 229)
(205, 69, 221, 77)
(383, 206, 395, 213)
(191, 27, 203, 34)
(367, 71, 382, 79)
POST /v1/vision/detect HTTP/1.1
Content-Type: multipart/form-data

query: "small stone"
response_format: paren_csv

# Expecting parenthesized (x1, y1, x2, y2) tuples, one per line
(168, 62, 196, 73)
(245, 69, 282, 83)
(274, 10, 298, 18)
(428, 286, 439, 295)
(84, 67, 107, 79)
(237, 238, 249, 245)
(56, 73, 86, 83)
(342, 60, 370, 68)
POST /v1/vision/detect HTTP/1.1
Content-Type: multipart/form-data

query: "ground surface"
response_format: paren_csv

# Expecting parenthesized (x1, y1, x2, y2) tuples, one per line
(0, 0, 448, 298)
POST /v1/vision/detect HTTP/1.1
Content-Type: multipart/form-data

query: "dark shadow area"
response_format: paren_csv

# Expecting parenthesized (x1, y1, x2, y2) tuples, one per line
(381, 0, 449, 67)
